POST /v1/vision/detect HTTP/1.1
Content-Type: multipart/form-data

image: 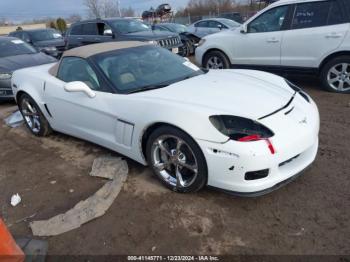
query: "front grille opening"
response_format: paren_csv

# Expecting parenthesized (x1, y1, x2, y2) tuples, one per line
(279, 154, 300, 167)
(245, 169, 269, 181)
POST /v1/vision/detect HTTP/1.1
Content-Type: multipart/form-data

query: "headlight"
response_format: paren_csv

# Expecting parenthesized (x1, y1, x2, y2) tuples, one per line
(40, 46, 57, 52)
(197, 39, 206, 47)
(0, 73, 12, 80)
(209, 115, 274, 141)
(286, 80, 310, 103)
(147, 40, 157, 45)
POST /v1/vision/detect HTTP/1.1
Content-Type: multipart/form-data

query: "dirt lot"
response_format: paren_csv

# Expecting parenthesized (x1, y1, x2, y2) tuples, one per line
(0, 78, 349, 256)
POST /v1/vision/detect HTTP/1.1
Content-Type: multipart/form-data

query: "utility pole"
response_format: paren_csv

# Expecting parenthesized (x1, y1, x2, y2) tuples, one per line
(117, 0, 121, 17)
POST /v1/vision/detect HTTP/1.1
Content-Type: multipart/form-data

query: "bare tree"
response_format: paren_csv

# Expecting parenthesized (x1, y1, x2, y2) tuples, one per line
(67, 14, 82, 23)
(84, 0, 122, 18)
(121, 7, 136, 17)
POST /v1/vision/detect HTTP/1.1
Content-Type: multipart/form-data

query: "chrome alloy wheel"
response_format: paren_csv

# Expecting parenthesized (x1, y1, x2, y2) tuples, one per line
(20, 98, 41, 134)
(327, 63, 350, 92)
(150, 135, 198, 188)
(206, 56, 224, 69)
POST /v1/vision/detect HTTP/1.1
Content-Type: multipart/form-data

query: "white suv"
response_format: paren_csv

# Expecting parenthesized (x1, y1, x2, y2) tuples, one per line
(195, 0, 350, 93)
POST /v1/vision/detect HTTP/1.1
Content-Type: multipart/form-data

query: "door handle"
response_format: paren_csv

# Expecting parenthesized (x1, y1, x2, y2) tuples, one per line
(77, 37, 83, 40)
(325, 33, 343, 39)
(94, 38, 101, 41)
(267, 38, 279, 43)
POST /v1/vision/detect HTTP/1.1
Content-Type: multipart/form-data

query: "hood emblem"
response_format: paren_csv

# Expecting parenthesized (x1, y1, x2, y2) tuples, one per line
(299, 117, 308, 124)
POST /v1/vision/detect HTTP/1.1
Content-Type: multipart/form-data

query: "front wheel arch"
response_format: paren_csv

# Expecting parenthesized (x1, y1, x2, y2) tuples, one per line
(141, 122, 193, 162)
(145, 124, 208, 193)
(202, 49, 231, 69)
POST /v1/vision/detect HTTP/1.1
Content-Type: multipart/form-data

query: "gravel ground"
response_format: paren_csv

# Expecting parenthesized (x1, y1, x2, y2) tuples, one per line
(0, 77, 349, 256)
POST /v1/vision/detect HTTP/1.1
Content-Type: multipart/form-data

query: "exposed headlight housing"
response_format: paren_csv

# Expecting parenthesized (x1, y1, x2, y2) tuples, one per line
(40, 46, 57, 52)
(197, 39, 206, 47)
(210, 115, 274, 140)
(210, 115, 276, 154)
(0, 73, 12, 80)
(147, 40, 158, 45)
(286, 80, 310, 103)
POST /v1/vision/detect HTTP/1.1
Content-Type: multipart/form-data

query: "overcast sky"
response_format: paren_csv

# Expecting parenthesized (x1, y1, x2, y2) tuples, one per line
(0, 0, 190, 22)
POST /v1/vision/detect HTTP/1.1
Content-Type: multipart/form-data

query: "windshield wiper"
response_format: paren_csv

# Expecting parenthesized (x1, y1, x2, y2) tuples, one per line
(129, 84, 169, 94)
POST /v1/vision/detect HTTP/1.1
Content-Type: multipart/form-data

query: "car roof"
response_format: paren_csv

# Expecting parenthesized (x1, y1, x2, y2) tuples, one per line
(269, 0, 328, 7)
(49, 41, 149, 76)
(72, 17, 134, 25)
(10, 28, 56, 33)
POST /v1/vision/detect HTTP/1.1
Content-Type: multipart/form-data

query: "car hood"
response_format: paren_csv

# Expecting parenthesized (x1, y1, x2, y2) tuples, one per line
(0, 52, 57, 73)
(123, 30, 178, 41)
(33, 39, 65, 48)
(136, 70, 294, 120)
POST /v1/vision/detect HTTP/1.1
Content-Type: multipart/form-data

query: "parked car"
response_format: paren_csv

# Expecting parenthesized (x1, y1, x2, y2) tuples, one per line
(0, 37, 56, 100)
(187, 18, 241, 38)
(11, 41, 319, 196)
(196, 0, 350, 94)
(153, 23, 200, 57)
(9, 29, 65, 58)
(65, 18, 182, 53)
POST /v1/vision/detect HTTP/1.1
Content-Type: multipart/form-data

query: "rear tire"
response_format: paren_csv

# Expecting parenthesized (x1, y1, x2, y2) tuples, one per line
(18, 93, 52, 137)
(146, 126, 207, 193)
(203, 50, 230, 69)
(320, 55, 350, 94)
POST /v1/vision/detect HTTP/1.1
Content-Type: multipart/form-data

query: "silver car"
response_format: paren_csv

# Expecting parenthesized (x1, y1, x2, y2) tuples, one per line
(187, 18, 240, 38)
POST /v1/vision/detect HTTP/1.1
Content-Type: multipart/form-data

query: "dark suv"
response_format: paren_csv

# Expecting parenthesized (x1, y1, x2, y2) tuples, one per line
(66, 18, 182, 53)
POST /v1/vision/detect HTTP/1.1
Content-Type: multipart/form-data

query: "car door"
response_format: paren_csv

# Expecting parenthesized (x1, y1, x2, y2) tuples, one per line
(67, 24, 84, 49)
(281, 0, 349, 68)
(232, 4, 291, 66)
(44, 56, 119, 148)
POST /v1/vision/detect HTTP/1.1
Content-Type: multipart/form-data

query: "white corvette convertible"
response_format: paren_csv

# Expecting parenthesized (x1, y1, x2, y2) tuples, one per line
(11, 42, 320, 196)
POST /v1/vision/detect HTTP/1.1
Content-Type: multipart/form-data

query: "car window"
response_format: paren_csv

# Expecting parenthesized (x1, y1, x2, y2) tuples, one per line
(345, 0, 350, 19)
(195, 21, 209, 28)
(248, 5, 289, 33)
(94, 45, 203, 93)
(57, 57, 100, 91)
(155, 26, 169, 32)
(327, 1, 346, 25)
(108, 20, 150, 34)
(82, 23, 98, 35)
(97, 22, 112, 36)
(292, 1, 330, 29)
(0, 39, 37, 58)
(208, 21, 227, 29)
(22, 32, 31, 43)
(70, 24, 83, 35)
(29, 29, 62, 42)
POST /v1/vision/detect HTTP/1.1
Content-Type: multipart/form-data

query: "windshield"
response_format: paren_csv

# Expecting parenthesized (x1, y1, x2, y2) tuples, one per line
(29, 29, 62, 42)
(220, 19, 241, 27)
(0, 39, 37, 58)
(94, 45, 204, 93)
(167, 24, 187, 33)
(109, 19, 150, 34)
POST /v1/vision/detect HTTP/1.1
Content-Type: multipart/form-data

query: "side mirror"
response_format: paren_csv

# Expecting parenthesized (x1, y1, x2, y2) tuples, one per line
(218, 24, 223, 30)
(240, 24, 248, 34)
(64, 81, 96, 98)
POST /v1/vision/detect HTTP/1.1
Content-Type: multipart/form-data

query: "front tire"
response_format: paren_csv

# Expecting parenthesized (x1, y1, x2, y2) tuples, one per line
(18, 93, 52, 137)
(146, 126, 207, 193)
(203, 50, 230, 69)
(320, 56, 350, 93)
